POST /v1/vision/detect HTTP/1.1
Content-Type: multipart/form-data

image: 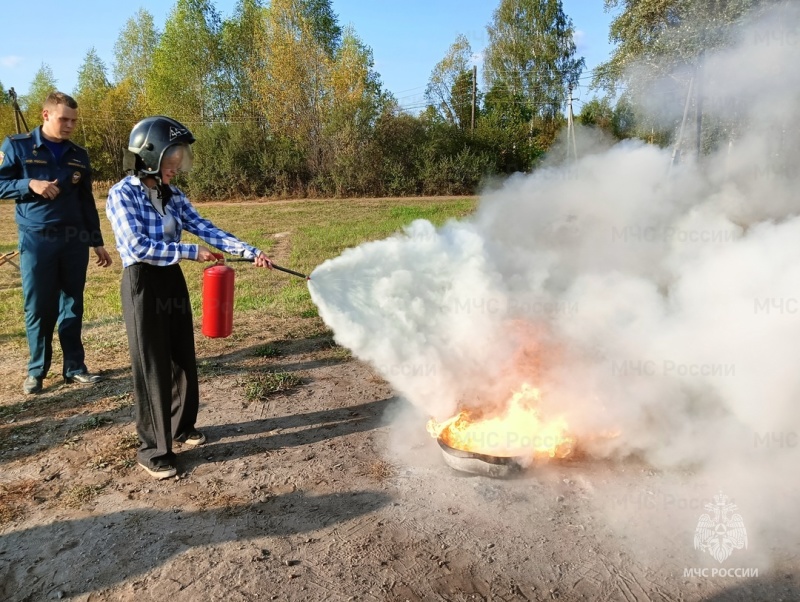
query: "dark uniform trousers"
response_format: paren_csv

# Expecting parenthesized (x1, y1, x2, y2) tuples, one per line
(121, 263, 199, 469)
(19, 226, 90, 378)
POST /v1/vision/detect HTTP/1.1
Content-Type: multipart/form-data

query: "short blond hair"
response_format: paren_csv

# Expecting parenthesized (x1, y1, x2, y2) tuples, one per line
(43, 91, 78, 111)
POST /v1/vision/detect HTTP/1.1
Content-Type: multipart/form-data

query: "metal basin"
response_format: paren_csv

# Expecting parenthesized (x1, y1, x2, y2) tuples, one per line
(437, 438, 524, 478)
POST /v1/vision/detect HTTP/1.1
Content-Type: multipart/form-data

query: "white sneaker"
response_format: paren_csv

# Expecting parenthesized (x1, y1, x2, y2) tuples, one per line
(138, 462, 177, 480)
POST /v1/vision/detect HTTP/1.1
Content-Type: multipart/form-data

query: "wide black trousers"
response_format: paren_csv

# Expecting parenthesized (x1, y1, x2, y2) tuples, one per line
(121, 263, 199, 469)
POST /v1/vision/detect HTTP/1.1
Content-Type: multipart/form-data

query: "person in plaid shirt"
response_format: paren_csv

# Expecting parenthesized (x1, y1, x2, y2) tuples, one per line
(106, 116, 272, 480)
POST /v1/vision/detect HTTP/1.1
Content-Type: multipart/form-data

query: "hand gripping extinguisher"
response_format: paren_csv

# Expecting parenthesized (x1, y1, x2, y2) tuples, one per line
(202, 253, 235, 338)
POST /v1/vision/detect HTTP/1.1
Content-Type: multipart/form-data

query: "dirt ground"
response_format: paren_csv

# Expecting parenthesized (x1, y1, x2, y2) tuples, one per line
(1, 308, 798, 601)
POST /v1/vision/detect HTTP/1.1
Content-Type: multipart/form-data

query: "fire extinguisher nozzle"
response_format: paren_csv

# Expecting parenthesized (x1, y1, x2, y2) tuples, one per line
(271, 263, 308, 279)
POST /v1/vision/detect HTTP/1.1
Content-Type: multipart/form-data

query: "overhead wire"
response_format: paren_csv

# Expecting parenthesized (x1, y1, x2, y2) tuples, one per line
(395, 63, 613, 113)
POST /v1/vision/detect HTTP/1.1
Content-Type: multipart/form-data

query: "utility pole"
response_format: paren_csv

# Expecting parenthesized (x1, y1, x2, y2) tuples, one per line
(471, 65, 477, 134)
(695, 49, 705, 158)
(670, 77, 694, 170)
(566, 84, 577, 162)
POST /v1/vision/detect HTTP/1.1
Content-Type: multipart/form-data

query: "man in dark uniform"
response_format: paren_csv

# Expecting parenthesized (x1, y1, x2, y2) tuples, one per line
(0, 91, 112, 394)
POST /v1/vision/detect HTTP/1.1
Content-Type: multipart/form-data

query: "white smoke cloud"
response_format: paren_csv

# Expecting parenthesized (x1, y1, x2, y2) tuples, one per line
(308, 2, 800, 554)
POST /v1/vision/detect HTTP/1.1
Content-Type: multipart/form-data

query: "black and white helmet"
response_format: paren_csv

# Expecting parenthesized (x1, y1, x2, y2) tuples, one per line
(127, 116, 195, 175)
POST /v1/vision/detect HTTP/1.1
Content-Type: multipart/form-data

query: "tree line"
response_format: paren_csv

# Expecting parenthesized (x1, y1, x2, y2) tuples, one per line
(0, 0, 781, 199)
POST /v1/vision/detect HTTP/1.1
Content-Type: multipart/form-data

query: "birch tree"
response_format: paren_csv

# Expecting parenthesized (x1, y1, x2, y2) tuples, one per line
(74, 49, 113, 172)
(219, 0, 268, 123)
(595, 0, 780, 93)
(425, 35, 475, 129)
(326, 26, 387, 193)
(148, 0, 224, 123)
(593, 0, 785, 147)
(257, 0, 336, 174)
(113, 7, 160, 114)
(483, 0, 584, 121)
(24, 65, 58, 114)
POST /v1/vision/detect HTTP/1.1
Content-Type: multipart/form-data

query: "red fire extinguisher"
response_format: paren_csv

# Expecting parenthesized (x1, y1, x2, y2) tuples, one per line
(202, 253, 235, 338)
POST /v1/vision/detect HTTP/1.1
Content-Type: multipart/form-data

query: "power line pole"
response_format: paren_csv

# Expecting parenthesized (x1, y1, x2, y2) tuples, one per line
(566, 84, 577, 162)
(471, 65, 477, 134)
(695, 49, 705, 158)
(670, 76, 694, 170)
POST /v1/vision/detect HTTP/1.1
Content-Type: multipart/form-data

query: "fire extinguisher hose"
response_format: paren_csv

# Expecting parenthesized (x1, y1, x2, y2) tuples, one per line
(272, 264, 310, 280)
(225, 256, 309, 280)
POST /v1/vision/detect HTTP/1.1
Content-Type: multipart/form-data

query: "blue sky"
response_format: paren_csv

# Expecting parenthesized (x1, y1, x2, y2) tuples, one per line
(0, 0, 615, 112)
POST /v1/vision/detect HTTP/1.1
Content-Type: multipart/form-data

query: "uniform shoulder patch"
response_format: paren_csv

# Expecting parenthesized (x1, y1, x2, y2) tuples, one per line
(10, 133, 32, 140)
(0, 151, 5, 165)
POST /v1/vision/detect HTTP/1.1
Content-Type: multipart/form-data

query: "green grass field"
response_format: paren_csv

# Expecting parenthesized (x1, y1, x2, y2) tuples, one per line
(0, 196, 477, 343)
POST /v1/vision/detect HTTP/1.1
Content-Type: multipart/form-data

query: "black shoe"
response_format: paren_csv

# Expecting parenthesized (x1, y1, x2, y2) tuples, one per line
(23, 375, 43, 395)
(64, 372, 103, 385)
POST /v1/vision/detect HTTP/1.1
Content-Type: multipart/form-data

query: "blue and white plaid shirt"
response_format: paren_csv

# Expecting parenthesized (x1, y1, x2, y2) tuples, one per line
(106, 176, 261, 267)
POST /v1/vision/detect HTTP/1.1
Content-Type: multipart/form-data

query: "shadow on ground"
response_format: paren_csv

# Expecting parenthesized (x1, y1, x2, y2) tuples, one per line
(180, 396, 397, 469)
(0, 331, 367, 467)
(0, 488, 391, 601)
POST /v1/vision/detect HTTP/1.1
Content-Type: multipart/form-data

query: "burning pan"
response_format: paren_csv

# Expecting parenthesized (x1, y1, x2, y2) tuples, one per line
(437, 438, 524, 478)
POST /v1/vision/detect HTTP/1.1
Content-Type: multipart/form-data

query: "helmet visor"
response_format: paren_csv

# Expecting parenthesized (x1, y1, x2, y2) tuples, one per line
(160, 143, 194, 175)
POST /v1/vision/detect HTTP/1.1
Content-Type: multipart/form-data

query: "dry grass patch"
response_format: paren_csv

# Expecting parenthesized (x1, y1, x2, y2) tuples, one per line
(87, 432, 139, 473)
(62, 482, 109, 509)
(62, 434, 84, 449)
(107, 391, 134, 411)
(0, 479, 38, 526)
(368, 460, 395, 482)
(192, 477, 245, 510)
(324, 341, 352, 362)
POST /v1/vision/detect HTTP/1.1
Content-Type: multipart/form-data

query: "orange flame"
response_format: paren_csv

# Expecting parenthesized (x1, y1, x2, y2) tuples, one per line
(427, 383, 574, 459)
